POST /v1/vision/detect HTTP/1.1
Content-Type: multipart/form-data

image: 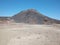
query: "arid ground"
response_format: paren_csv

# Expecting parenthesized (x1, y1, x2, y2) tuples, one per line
(0, 23, 60, 45)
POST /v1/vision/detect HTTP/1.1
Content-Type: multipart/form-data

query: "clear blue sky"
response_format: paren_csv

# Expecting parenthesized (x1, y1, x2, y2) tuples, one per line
(0, 0, 60, 20)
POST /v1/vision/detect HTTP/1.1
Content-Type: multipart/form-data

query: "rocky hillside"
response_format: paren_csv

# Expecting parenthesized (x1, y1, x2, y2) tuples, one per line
(0, 9, 60, 24)
(12, 9, 60, 24)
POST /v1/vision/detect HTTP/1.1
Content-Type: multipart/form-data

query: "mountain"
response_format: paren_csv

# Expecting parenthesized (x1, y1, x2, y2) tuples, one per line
(12, 9, 60, 24)
(0, 9, 60, 24)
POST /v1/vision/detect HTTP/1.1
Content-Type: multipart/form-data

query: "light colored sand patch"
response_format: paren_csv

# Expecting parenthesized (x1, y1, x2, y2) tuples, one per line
(0, 24, 60, 45)
(7, 34, 50, 45)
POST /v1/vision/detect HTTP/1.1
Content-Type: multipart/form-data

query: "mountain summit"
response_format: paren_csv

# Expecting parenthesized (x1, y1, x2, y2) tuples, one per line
(12, 9, 60, 24)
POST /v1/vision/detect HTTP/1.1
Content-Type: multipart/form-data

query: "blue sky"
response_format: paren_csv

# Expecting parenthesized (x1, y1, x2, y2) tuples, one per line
(0, 0, 60, 20)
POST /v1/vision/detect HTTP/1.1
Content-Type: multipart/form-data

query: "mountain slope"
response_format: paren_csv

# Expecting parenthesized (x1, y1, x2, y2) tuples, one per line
(12, 9, 60, 24)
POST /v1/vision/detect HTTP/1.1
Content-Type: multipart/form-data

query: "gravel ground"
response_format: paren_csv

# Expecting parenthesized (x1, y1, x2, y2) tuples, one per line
(0, 23, 60, 45)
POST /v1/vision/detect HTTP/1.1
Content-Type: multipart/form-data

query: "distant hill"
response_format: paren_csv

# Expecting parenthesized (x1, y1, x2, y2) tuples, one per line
(0, 9, 60, 24)
(12, 9, 60, 24)
(0, 17, 10, 24)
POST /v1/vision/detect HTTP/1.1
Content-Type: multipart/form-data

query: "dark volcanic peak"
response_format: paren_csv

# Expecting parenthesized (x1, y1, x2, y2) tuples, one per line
(14, 9, 39, 16)
(0, 9, 60, 24)
(12, 9, 60, 24)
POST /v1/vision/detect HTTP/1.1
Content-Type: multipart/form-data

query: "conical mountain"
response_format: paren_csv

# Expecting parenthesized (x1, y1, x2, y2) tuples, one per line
(12, 9, 60, 24)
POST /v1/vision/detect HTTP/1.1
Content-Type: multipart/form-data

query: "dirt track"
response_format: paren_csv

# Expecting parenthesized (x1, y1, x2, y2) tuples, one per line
(0, 23, 60, 45)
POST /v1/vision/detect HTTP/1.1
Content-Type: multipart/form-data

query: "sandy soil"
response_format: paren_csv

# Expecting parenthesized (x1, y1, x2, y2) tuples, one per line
(0, 23, 60, 45)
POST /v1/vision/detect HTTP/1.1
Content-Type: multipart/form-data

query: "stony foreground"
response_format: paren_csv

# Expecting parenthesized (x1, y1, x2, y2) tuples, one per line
(0, 23, 60, 45)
